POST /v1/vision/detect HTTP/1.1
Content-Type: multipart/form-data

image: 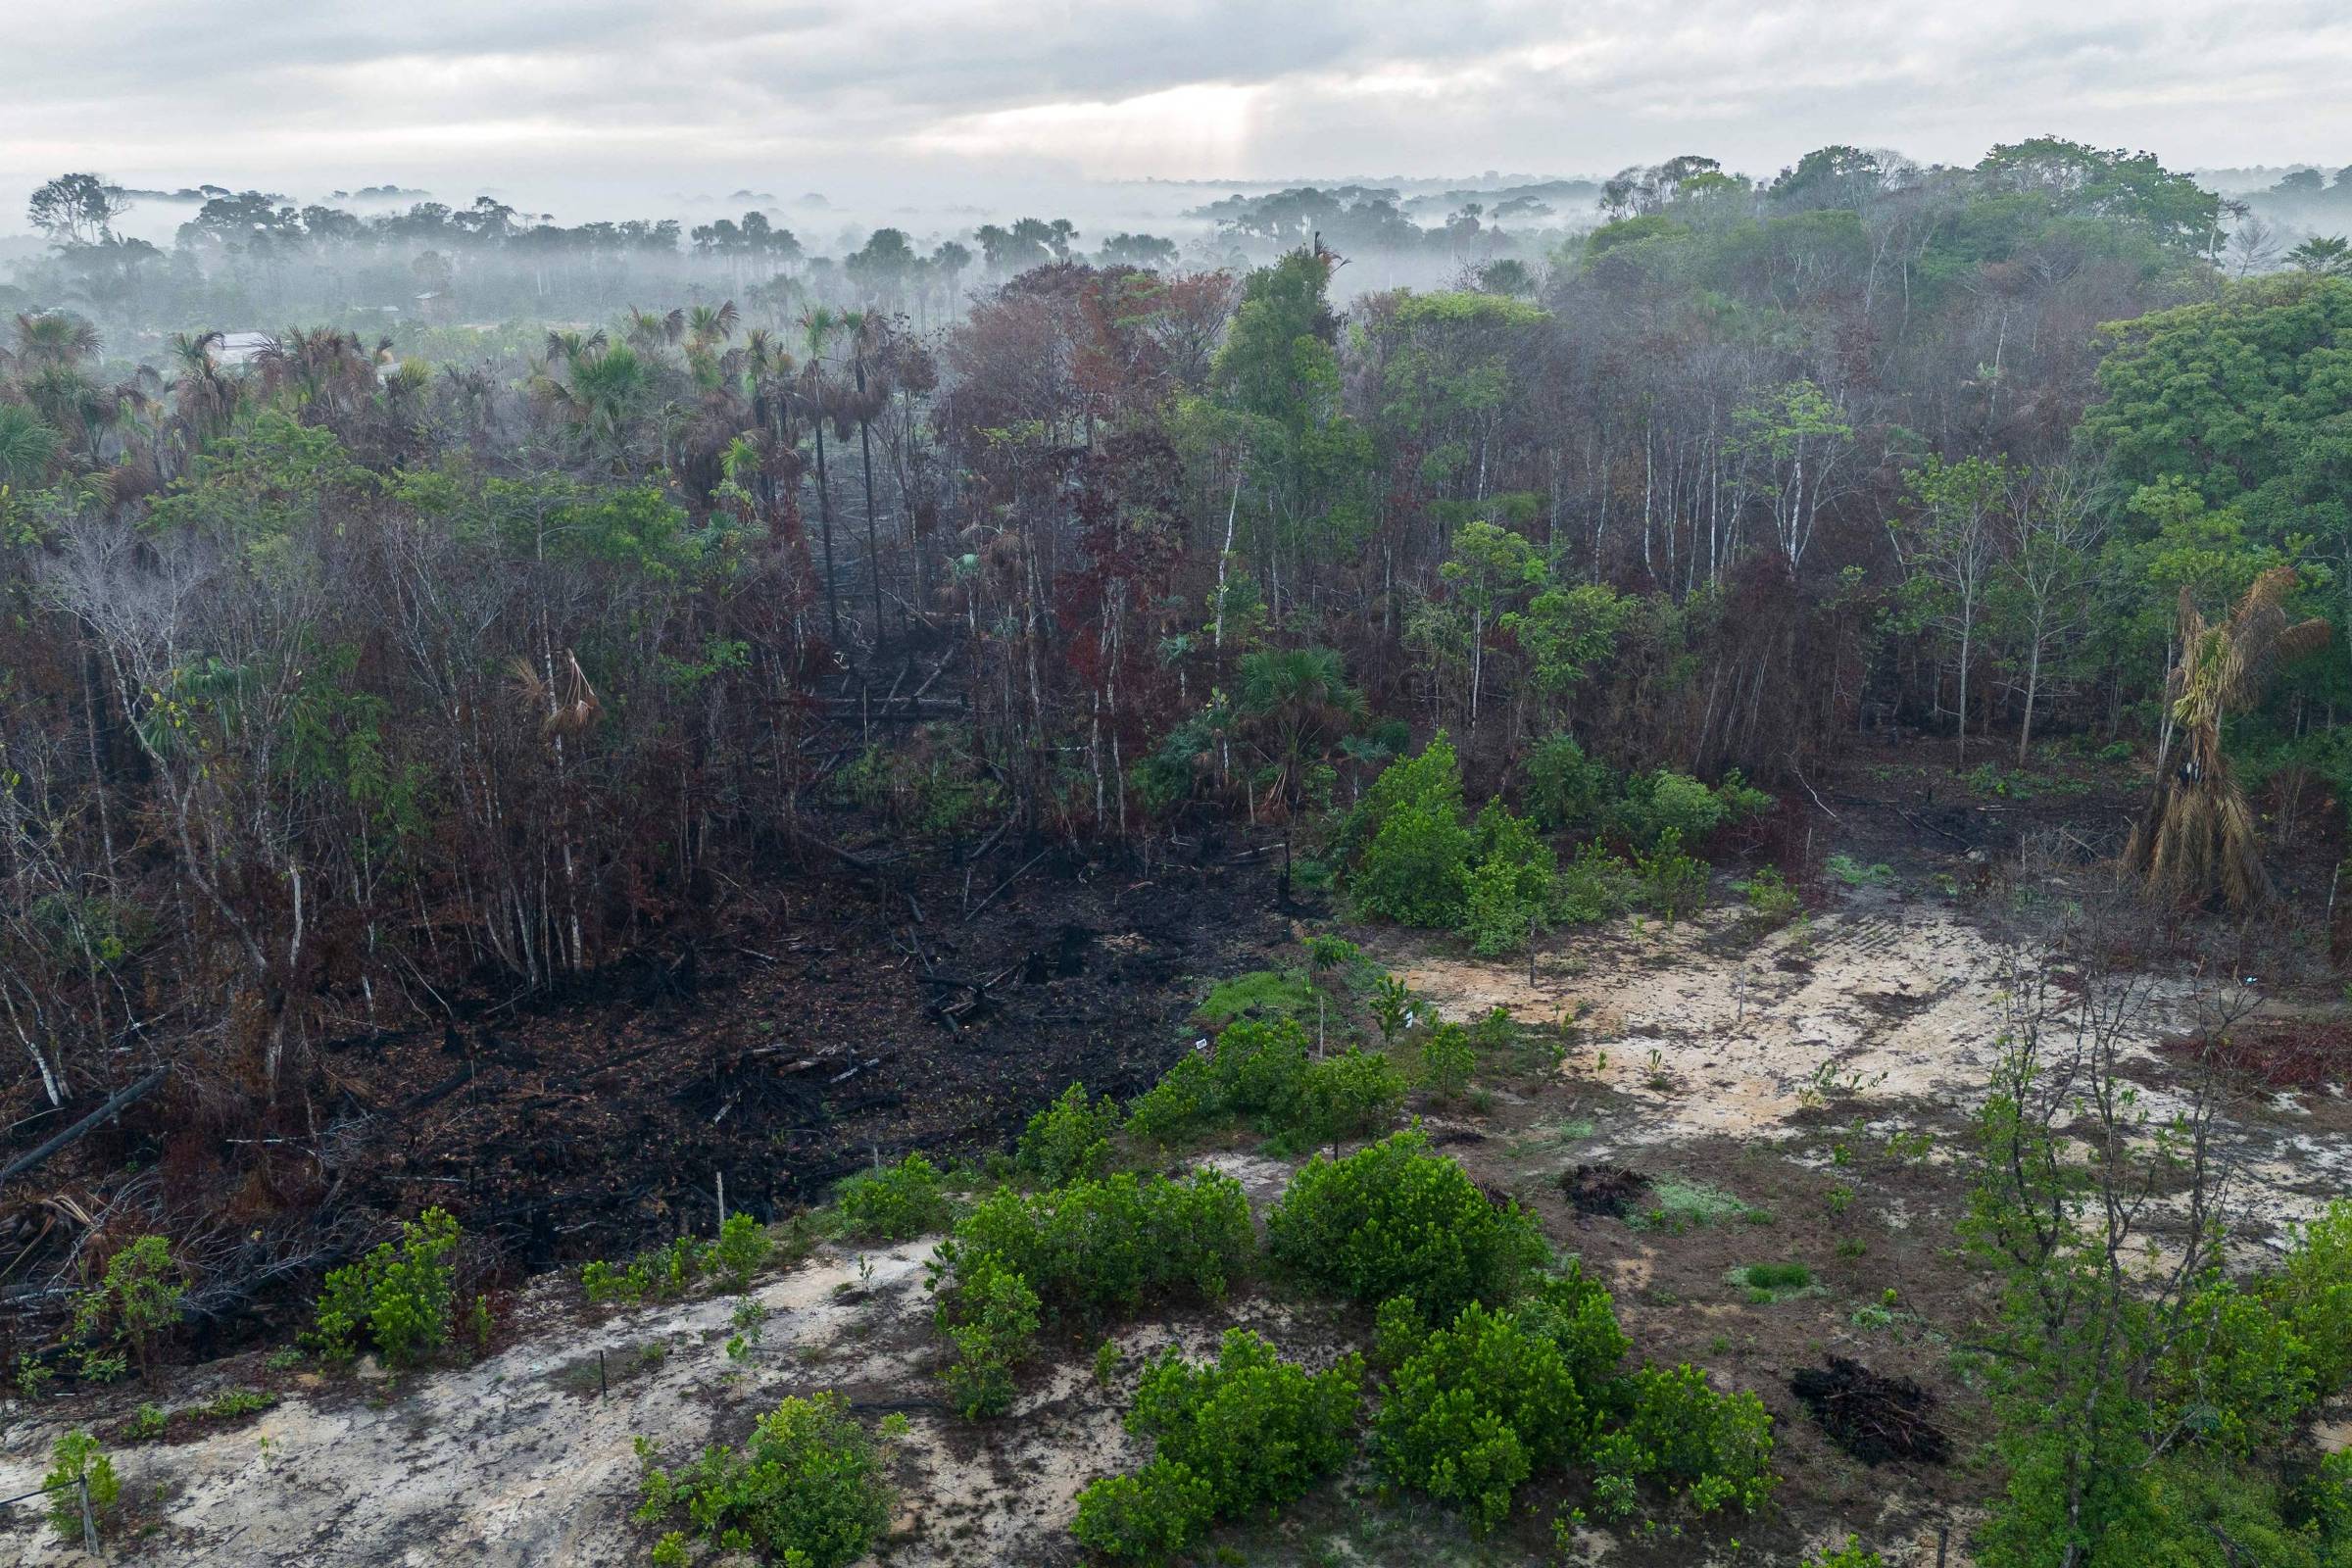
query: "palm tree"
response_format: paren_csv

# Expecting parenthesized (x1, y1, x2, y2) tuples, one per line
(0, 403, 61, 488)
(623, 307, 684, 356)
(2126, 567, 2329, 909)
(686, 300, 739, 352)
(1237, 646, 1365, 817)
(531, 343, 651, 468)
(167, 331, 238, 451)
(14, 311, 101, 368)
(798, 307, 843, 648)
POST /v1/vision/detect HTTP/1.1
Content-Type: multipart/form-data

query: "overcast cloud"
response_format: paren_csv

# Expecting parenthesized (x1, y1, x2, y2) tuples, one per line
(6, 0, 2350, 220)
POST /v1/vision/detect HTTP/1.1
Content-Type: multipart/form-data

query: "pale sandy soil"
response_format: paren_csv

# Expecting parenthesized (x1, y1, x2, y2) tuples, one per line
(1, 892, 2341, 1567)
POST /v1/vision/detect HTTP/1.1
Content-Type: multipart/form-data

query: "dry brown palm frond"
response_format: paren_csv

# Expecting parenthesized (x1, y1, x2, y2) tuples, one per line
(547, 650, 602, 736)
(2127, 567, 2329, 911)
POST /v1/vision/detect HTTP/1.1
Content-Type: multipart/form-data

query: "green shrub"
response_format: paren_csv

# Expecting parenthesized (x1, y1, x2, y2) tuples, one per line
(1521, 1262, 1631, 1392)
(1019, 1083, 1123, 1184)
(931, 1168, 1252, 1326)
(836, 1153, 954, 1241)
(1375, 1302, 1590, 1534)
(43, 1430, 120, 1541)
(1126, 1054, 1221, 1147)
(1291, 1047, 1407, 1148)
(1211, 1016, 1314, 1118)
(1553, 840, 1637, 923)
(1636, 828, 1708, 924)
(1127, 1023, 1404, 1152)
(72, 1234, 185, 1378)
(1369, 974, 1416, 1041)
(1267, 1130, 1548, 1324)
(2165, 1276, 2314, 1452)
(307, 1207, 461, 1367)
(1118, 1328, 1362, 1523)
(1460, 839, 1554, 956)
(1070, 1460, 1216, 1563)
(1617, 769, 1772, 847)
(1591, 1362, 1778, 1519)
(1373, 1294, 1431, 1369)
(1348, 737, 1473, 927)
(1418, 1021, 1476, 1099)
(1740, 1261, 1813, 1293)
(1803, 1543, 1886, 1568)
(634, 1392, 895, 1568)
(708, 1214, 772, 1292)
(129, 1402, 168, 1441)
(937, 1255, 1040, 1418)
(1735, 866, 1799, 923)
(582, 1236, 702, 1306)
(1825, 853, 1893, 886)
(2272, 1200, 2352, 1392)
(1524, 734, 1614, 834)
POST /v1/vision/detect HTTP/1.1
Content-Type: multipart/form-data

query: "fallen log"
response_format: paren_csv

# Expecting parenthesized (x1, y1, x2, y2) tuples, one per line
(0, 1069, 169, 1189)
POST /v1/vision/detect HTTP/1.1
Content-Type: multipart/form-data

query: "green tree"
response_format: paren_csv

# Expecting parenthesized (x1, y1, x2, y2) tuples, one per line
(1887, 455, 2015, 760)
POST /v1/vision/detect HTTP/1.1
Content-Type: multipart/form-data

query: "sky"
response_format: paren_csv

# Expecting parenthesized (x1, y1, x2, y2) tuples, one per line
(6, 0, 2351, 229)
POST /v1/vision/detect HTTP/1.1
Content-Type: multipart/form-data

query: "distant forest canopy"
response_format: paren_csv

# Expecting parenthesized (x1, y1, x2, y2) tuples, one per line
(0, 130, 2348, 1122)
(10, 136, 2352, 349)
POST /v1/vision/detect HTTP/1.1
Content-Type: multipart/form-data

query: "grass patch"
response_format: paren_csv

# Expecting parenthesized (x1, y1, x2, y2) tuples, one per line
(1625, 1175, 1750, 1232)
(1501, 1117, 1597, 1158)
(1730, 1261, 1822, 1303)
(1194, 968, 1319, 1030)
(1825, 854, 1894, 887)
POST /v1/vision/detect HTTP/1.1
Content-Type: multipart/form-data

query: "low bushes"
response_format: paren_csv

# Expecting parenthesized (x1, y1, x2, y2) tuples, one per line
(42, 1431, 119, 1541)
(937, 1257, 1039, 1419)
(927, 1167, 1250, 1421)
(1070, 1461, 1216, 1564)
(933, 1168, 1252, 1325)
(70, 1234, 185, 1382)
(1073, 1329, 1363, 1559)
(1374, 1300, 1595, 1534)
(1343, 737, 1768, 941)
(634, 1391, 900, 1568)
(581, 1213, 772, 1306)
(1018, 1083, 1123, 1184)
(1266, 1129, 1548, 1326)
(834, 1152, 953, 1242)
(1590, 1362, 1778, 1520)
(1124, 1019, 1403, 1151)
(307, 1207, 461, 1367)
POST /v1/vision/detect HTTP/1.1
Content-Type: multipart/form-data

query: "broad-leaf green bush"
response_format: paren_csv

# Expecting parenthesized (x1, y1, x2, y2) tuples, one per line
(1124, 1328, 1362, 1519)
(1018, 1083, 1123, 1184)
(1418, 1020, 1476, 1099)
(1070, 1460, 1216, 1564)
(307, 1206, 461, 1367)
(582, 1214, 771, 1305)
(937, 1255, 1040, 1418)
(71, 1234, 185, 1378)
(1374, 1301, 1589, 1534)
(1346, 736, 1473, 926)
(1073, 1327, 1363, 1555)
(42, 1431, 120, 1541)
(931, 1168, 1251, 1326)
(1590, 1362, 1778, 1519)
(1524, 734, 1614, 835)
(633, 1391, 897, 1568)
(1125, 1053, 1221, 1147)
(1267, 1130, 1547, 1324)
(836, 1152, 953, 1241)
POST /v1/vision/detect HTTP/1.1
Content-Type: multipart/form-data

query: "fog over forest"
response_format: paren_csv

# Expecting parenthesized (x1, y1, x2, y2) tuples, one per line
(12, 6, 2352, 1568)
